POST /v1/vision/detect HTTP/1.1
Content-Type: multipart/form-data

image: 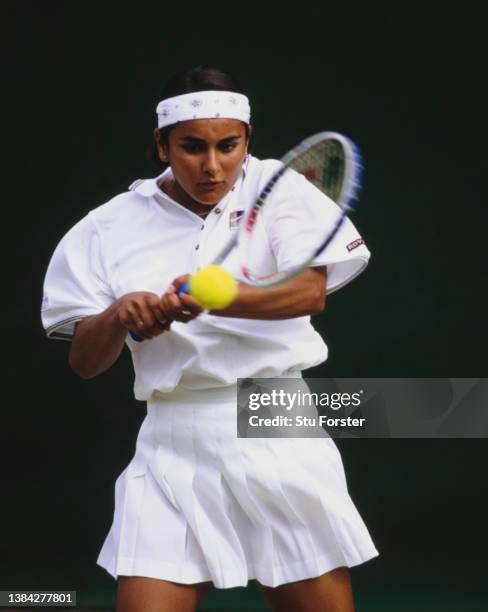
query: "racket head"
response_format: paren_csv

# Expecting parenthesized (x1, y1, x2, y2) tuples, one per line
(237, 131, 363, 287)
(280, 131, 362, 210)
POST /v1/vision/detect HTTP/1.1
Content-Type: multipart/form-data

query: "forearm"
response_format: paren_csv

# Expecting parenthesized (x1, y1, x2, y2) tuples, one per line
(211, 267, 327, 320)
(68, 300, 128, 379)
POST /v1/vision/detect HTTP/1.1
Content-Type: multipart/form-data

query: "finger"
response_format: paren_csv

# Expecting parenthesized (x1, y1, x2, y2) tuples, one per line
(164, 293, 197, 323)
(174, 306, 200, 323)
(172, 274, 192, 292)
(158, 293, 183, 322)
(128, 316, 168, 340)
(118, 294, 169, 340)
(151, 313, 171, 332)
(146, 299, 172, 330)
(153, 316, 171, 331)
(122, 306, 152, 339)
(180, 293, 204, 314)
(148, 302, 171, 326)
(132, 302, 165, 338)
(129, 320, 153, 340)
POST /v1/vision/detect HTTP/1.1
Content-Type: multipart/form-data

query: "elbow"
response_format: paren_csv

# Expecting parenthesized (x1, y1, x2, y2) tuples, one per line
(68, 350, 98, 380)
(69, 359, 96, 380)
(309, 286, 327, 316)
(75, 369, 97, 380)
(303, 266, 327, 316)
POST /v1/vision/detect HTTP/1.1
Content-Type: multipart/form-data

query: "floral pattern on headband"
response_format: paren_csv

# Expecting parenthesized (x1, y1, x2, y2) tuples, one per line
(156, 91, 251, 128)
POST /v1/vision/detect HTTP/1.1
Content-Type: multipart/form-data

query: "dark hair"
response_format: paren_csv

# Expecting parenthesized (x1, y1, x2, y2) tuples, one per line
(147, 65, 250, 169)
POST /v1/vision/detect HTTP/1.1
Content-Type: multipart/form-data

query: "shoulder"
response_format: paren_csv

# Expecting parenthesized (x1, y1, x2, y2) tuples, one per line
(51, 180, 158, 252)
(246, 154, 282, 180)
(242, 155, 286, 196)
(87, 182, 155, 232)
(245, 154, 320, 201)
(245, 155, 313, 189)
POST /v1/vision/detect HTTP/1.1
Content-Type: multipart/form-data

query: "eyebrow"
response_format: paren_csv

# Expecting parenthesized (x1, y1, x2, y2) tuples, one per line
(178, 135, 242, 143)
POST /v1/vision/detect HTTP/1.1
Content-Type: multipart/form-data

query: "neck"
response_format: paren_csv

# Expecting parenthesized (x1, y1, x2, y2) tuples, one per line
(160, 178, 216, 217)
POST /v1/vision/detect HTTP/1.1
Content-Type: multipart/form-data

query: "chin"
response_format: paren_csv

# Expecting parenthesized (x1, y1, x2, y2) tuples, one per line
(192, 195, 220, 206)
(194, 189, 228, 206)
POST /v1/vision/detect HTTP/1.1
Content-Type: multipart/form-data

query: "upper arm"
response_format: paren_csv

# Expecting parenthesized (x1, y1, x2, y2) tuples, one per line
(41, 216, 115, 341)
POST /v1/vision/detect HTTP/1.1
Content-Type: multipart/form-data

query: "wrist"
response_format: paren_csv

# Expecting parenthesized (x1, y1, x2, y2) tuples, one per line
(106, 298, 129, 334)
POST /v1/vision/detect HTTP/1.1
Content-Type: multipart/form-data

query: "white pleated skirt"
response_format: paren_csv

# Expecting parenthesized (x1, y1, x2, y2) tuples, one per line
(97, 384, 379, 589)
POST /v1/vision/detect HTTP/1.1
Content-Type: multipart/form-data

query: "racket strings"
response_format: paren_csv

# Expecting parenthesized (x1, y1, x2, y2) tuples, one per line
(289, 141, 346, 206)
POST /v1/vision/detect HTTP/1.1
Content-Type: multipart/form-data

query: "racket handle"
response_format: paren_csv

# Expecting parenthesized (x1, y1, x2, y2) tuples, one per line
(129, 281, 190, 343)
(177, 281, 190, 296)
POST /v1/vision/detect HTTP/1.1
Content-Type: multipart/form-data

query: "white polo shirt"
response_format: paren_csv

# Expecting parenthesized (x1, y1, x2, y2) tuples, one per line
(41, 155, 370, 400)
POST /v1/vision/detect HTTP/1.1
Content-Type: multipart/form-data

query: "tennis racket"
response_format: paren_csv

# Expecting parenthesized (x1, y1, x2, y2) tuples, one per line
(130, 131, 362, 341)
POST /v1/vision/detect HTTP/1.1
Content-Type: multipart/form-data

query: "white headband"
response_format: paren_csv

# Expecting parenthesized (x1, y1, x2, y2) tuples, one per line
(156, 90, 251, 129)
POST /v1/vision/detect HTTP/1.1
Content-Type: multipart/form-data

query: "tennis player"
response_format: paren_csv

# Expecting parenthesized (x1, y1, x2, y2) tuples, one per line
(41, 66, 379, 612)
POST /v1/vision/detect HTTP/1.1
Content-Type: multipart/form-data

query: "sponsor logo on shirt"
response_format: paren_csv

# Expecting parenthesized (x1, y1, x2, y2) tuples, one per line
(346, 238, 364, 252)
(229, 210, 244, 229)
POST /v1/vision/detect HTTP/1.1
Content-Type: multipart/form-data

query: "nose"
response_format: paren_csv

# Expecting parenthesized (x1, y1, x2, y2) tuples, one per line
(202, 147, 220, 176)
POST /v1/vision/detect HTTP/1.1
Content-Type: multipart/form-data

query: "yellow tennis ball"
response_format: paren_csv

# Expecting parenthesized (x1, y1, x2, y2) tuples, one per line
(189, 265, 238, 309)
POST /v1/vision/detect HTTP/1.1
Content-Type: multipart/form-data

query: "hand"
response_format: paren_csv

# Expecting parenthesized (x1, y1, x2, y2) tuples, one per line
(159, 275, 204, 323)
(116, 292, 171, 341)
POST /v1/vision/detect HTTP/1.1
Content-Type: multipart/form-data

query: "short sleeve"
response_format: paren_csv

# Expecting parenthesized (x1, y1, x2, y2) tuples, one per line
(262, 169, 371, 294)
(41, 214, 115, 340)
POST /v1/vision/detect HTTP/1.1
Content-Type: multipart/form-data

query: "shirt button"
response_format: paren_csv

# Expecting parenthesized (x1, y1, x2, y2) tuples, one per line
(201, 225, 204, 230)
(195, 244, 200, 250)
(214, 207, 221, 214)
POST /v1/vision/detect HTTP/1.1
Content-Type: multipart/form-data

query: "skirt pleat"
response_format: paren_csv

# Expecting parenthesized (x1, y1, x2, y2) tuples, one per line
(97, 385, 379, 588)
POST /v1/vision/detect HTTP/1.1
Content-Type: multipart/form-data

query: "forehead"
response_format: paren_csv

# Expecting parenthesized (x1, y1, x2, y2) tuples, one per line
(170, 118, 246, 140)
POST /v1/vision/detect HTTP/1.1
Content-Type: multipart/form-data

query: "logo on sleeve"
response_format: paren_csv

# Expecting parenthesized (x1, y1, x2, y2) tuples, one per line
(229, 210, 244, 229)
(346, 238, 364, 252)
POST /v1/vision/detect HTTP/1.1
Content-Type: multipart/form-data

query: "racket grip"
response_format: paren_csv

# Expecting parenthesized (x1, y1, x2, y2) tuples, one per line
(129, 330, 143, 342)
(177, 280, 190, 296)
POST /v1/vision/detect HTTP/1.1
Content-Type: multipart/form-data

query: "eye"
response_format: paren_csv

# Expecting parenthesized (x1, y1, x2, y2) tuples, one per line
(219, 141, 238, 152)
(182, 142, 205, 153)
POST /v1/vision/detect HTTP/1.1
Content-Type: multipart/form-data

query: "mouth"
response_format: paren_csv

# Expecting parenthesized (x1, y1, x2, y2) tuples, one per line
(198, 181, 224, 190)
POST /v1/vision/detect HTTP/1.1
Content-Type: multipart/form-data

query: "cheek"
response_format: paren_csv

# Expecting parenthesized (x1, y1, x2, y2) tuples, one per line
(172, 157, 199, 184)
(223, 150, 247, 178)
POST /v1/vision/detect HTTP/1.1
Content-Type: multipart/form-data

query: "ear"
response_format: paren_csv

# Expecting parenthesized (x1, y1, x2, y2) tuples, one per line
(244, 124, 253, 154)
(154, 128, 169, 162)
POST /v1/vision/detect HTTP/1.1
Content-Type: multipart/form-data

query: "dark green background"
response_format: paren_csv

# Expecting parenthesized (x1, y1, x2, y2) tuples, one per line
(3, 2, 487, 610)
